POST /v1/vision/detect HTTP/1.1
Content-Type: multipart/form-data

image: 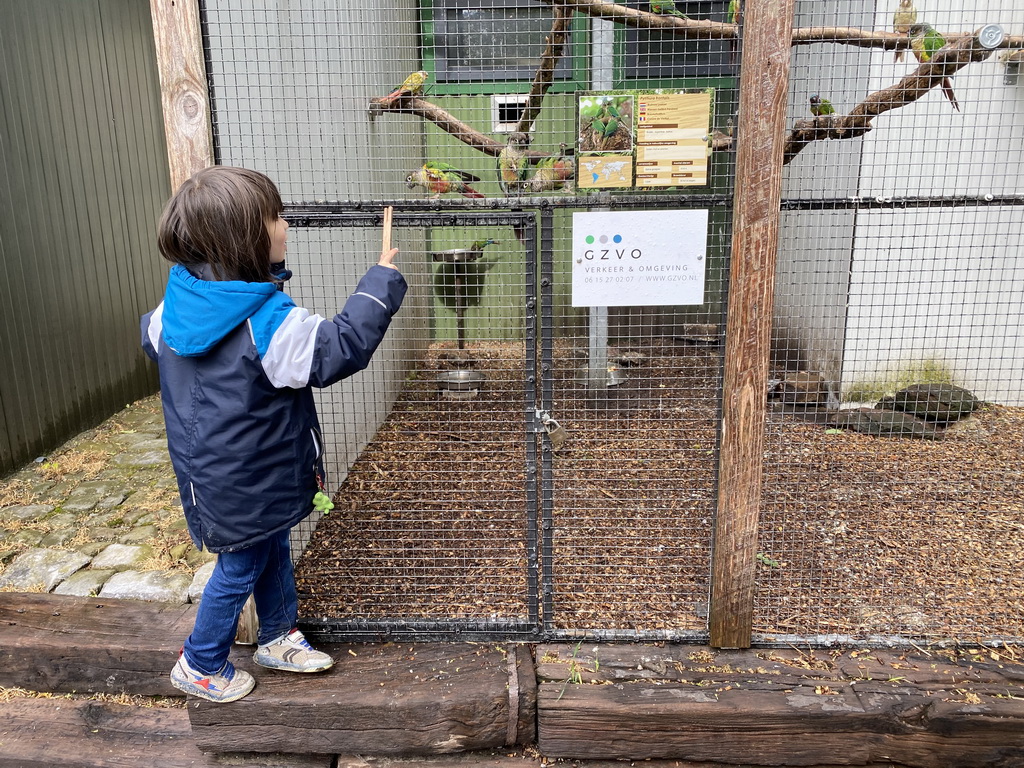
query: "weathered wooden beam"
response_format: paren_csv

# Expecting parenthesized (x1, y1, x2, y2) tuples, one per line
(711, 0, 797, 650)
(0, 697, 329, 768)
(0, 592, 193, 696)
(536, 644, 1024, 766)
(188, 643, 537, 756)
(148, 0, 214, 190)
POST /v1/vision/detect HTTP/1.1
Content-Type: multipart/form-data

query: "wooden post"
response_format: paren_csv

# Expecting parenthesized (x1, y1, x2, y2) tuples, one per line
(149, 1, 258, 644)
(710, 0, 797, 649)
(149, 0, 214, 189)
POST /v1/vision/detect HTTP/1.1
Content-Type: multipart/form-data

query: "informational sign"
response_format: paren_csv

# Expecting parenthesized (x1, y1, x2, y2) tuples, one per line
(571, 210, 709, 307)
(636, 92, 712, 187)
(577, 90, 712, 191)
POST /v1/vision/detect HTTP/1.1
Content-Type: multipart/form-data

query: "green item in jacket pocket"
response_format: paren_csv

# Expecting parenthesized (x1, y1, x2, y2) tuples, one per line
(312, 491, 334, 514)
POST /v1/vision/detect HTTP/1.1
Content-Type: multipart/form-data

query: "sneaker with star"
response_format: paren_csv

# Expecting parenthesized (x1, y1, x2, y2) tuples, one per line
(253, 629, 334, 673)
(169, 654, 255, 702)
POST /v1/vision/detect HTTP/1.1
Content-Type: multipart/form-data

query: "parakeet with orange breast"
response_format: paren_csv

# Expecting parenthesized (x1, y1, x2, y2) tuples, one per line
(528, 144, 575, 194)
(406, 162, 484, 199)
(497, 132, 531, 196)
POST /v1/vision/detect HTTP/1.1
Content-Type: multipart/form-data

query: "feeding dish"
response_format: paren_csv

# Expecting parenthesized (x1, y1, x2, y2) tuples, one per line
(437, 369, 486, 392)
(432, 248, 484, 264)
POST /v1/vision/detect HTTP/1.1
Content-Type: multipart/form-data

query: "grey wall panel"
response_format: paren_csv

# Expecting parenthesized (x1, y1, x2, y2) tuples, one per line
(0, 0, 171, 476)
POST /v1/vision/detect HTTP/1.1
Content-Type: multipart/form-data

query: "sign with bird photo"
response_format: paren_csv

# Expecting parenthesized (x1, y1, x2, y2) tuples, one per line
(577, 90, 712, 191)
(571, 209, 708, 307)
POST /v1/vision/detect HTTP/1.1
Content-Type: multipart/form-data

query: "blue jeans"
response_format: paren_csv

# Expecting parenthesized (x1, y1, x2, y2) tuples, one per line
(183, 529, 297, 674)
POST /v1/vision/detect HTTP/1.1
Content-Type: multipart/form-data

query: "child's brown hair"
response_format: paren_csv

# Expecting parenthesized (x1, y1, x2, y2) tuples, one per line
(157, 166, 283, 282)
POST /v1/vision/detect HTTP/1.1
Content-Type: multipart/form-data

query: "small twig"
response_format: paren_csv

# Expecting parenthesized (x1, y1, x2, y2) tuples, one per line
(784, 31, 996, 165)
(907, 638, 934, 658)
(516, 7, 572, 135)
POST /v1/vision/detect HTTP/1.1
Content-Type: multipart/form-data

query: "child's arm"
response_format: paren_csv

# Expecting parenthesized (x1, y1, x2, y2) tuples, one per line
(251, 261, 407, 390)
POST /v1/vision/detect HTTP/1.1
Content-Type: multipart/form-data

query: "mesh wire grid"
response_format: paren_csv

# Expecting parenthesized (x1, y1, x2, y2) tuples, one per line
(199, 0, 1023, 644)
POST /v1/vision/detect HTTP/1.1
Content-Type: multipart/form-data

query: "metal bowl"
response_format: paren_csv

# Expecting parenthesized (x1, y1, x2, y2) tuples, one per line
(432, 248, 483, 264)
(436, 369, 486, 392)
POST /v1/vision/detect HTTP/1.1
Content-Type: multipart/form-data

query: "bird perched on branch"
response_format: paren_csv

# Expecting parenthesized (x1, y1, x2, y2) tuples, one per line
(809, 94, 836, 117)
(728, 0, 742, 65)
(497, 132, 531, 196)
(892, 0, 917, 63)
(406, 162, 484, 199)
(650, 0, 688, 19)
(378, 70, 429, 106)
(528, 144, 575, 194)
(907, 22, 960, 111)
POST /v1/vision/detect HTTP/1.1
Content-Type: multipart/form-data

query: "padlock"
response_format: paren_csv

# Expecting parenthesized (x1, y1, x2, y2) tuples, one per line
(543, 416, 568, 451)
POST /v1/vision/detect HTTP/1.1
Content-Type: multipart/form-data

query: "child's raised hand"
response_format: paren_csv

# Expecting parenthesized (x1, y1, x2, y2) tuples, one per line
(378, 247, 400, 270)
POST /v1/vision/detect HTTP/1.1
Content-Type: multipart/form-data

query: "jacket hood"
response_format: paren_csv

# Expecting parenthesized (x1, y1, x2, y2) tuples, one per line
(161, 265, 279, 357)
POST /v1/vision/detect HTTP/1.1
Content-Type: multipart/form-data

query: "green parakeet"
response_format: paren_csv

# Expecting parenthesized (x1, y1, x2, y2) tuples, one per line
(728, 0, 741, 64)
(497, 132, 531, 196)
(529, 144, 575, 194)
(590, 102, 623, 150)
(379, 70, 428, 105)
(650, 0, 688, 19)
(406, 162, 484, 199)
(809, 94, 836, 117)
(892, 0, 917, 63)
(908, 23, 960, 111)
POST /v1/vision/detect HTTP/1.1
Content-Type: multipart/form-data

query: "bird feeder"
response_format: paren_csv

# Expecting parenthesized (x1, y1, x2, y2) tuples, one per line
(431, 246, 486, 351)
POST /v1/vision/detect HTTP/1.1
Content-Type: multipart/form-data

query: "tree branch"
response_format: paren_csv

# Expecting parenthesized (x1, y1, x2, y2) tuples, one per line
(538, 0, 735, 38)
(516, 6, 573, 134)
(366, 96, 551, 159)
(783, 31, 997, 164)
(537, 0, 1024, 52)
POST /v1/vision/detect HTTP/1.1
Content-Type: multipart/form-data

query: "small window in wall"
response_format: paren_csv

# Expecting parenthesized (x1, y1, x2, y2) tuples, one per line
(432, 0, 576, 82)
(621, 0, 735, 81)
(492, 94, 532, 133)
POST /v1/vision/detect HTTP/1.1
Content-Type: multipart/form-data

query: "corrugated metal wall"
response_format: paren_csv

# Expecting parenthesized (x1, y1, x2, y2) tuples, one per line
(0, 0, 171, 476)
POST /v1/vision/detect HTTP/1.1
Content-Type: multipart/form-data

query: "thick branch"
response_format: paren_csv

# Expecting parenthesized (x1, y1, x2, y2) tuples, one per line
(538, 0, 1024, 52)
(538, 0, 735, 38)
(367, 96, 550, 159)
(516, 7, 572, 134)
(783, 32, 996, 164)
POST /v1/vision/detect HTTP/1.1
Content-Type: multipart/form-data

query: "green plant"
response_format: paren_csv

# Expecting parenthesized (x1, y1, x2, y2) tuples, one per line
(557, 640, 586, 700)
(756, 552, 781, 568)
(842, 358, 956, 403)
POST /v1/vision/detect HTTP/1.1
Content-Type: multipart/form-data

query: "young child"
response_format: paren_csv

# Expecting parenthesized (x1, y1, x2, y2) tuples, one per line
(142, 166, 406, 702)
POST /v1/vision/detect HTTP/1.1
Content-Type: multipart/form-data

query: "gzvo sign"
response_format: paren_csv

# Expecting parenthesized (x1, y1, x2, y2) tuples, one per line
(571, 210, 708, 307)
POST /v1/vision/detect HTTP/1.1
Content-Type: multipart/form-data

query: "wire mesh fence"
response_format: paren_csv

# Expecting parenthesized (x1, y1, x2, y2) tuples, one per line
(198, 0, 1023, 644)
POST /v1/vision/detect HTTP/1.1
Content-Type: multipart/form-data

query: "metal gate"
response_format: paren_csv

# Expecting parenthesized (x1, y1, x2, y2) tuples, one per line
(284, 201, 730, 643)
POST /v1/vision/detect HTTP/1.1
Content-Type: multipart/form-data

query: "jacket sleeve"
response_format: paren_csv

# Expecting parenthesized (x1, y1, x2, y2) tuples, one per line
(140, 304, 164, 362)
(255, 266, 407, 390)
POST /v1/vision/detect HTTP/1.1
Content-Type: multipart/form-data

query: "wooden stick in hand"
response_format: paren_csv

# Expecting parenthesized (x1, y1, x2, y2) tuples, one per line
(382, 206, 393, 253)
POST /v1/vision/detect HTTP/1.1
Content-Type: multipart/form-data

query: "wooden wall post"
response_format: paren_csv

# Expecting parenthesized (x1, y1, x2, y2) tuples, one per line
(149, 0, 214, 189)
(710, 0, 797, 649)
(149, 1, 259, 644)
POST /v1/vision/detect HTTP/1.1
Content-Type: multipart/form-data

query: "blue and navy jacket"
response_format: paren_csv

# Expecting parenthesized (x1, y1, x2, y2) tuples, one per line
(141, 262, 406, 553)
